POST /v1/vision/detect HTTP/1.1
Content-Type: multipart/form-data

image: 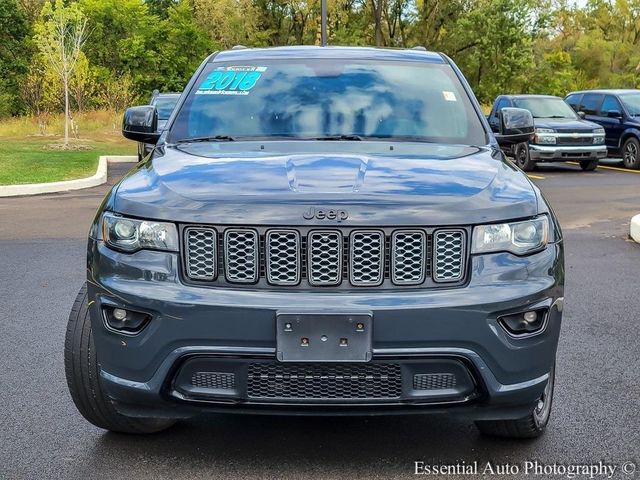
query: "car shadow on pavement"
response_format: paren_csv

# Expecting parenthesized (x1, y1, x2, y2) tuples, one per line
(75, 414, 547, 477)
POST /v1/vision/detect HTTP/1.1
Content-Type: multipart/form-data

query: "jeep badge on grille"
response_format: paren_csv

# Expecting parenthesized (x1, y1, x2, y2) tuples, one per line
(302, 207, 349, 222)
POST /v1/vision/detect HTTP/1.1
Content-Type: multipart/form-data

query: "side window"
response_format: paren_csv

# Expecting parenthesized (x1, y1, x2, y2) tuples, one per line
(580, 94, 603, 115)
(565, 94, 582, 112)
(599, 95, 622, 116)
(492, 98, 510, 120)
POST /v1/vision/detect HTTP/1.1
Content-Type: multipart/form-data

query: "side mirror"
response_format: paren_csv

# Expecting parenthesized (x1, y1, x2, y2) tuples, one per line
(607, 109, 622, 119)
(577, 111, 586, 119)
(495, 107, 534, 146)
(122, 105, 160, 143)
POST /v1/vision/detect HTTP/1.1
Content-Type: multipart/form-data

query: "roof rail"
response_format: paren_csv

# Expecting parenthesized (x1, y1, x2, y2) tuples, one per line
(231, 45, 248, 50)
(412, 46, 427, 51)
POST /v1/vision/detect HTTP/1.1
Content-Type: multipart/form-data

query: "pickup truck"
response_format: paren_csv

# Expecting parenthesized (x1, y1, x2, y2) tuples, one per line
(565, 89, 640, 169)
(64, 46, 564, 440)
(488, 94, 606, 171)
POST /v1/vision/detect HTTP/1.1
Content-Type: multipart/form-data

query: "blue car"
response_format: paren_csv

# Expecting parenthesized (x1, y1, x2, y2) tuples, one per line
(565, 89, 640, 169)
(64, 46, 563, 439)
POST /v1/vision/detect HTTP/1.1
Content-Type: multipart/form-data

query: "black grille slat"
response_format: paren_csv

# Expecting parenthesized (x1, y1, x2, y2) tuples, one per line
(433, 229, 466, 282)
(247, 363, 402, 400)
(350, 231, 384, 286)
(224, 229, 259, 283)
(184, 227, 217, 280)
(266, 230, 300, 285)
(308, 231, 342, 286)
(391, 230, 426, 285)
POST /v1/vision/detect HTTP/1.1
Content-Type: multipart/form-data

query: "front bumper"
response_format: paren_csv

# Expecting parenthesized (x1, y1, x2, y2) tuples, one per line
(87, 238, 564, 419)
(528, 144, 607, 161)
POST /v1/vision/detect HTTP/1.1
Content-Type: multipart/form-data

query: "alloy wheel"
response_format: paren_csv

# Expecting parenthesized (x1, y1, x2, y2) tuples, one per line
(624, 142, 637, 168)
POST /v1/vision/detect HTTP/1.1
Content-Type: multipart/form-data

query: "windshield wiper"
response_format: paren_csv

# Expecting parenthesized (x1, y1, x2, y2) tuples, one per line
(175, 135, 235, 143)
(309, 134, 363, 141)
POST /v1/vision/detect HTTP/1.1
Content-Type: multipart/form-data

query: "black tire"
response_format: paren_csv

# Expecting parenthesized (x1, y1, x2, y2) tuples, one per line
(580, 159, 598, 171)
(514, 143, 536, 171)
(475, 362, 555, 439)
(622, 137, 640, 169)
(64, 284, 175, 434)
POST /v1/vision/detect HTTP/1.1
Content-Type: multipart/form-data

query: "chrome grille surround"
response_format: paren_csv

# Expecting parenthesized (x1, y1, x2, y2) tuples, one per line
(433, 229, 466, 282)
(266, 229, 300, 285)
(350, 230, 384, 286)
(391, 230, 426, 285)
(224, 228, 258, 283)
(307, 230, 342, 286)
(184, 227, 217, 280)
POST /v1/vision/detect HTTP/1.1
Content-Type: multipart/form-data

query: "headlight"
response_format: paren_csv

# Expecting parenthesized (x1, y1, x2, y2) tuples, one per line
(472, 216, 549, 255)
(534, 128, 556, 145)
(102, 212, 178, 252)
(593, 128, 605, 144)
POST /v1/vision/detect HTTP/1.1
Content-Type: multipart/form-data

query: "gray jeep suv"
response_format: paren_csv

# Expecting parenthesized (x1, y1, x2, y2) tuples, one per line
(65, 46, 564, 439)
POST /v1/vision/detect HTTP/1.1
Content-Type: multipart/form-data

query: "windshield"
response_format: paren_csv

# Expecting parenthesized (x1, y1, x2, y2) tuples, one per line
(154, 96, 179, 120)
(513, 97, 576, 119)
(169, 59, 487, 145)
(620, 93, 640, 115)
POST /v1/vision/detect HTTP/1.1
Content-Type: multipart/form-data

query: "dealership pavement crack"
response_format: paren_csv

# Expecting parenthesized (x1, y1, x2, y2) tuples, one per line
(0, 161, 638, 479)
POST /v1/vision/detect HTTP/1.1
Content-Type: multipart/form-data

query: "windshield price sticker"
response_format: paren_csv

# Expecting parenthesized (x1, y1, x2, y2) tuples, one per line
(443, 91, 457, 102)
(197, 66, 267, 96)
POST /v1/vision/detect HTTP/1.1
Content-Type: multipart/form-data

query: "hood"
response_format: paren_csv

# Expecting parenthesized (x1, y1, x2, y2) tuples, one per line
(533, 117, 600, 131)
(113, 142, 538, 226)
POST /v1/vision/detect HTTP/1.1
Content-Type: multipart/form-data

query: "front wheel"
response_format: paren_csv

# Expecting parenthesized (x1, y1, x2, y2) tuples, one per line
(475, 362, 555, 439)
(514, 143, 536, 171)
(580, 159, 599, 171)
(64, 284, 176, 434)
(622, 137, 640, 169)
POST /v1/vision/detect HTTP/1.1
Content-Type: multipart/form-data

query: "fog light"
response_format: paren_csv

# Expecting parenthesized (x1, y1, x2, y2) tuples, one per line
(498, 308, 547, 337)
(103, 306, 151, 334)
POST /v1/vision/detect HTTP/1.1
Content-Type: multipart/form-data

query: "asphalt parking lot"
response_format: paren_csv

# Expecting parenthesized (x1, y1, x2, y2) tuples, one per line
(1, 160, 639, 479)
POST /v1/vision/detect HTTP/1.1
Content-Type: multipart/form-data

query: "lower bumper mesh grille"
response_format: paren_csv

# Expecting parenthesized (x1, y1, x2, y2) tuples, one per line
(247, 363, 402, 400)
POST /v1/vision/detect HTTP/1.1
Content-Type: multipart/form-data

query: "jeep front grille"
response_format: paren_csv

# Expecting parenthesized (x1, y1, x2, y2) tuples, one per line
(308, 231, 342, 285)
(184, 227, 217, 280)
(224, 229, 258, 283)
(433, 229, 466, 282)
(350, 230, 384, 286)
(391, 230, 426, 285)
(182, 226, 467, 288)
(266, 230, 300, 285)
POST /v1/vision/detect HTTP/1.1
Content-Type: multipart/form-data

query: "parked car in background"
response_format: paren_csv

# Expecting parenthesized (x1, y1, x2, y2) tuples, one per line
(137, 90, 181, 161)
(488, 94, 606, 171)
(565, 89, 640, 169)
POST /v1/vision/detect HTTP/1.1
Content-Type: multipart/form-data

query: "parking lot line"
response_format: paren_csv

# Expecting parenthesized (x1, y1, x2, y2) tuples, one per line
(527, 174, 545, 180)
(567, 161, 640, 174)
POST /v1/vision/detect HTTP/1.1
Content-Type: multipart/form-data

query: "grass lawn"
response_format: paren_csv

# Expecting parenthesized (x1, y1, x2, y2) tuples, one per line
(0, 111, 136, 186)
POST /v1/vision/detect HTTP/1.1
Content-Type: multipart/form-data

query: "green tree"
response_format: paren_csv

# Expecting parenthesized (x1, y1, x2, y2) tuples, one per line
(80, 0, 160, 95)
(156, 0, 213, 91)
(34, 0, 88, 146)
(0, 0, 31, 116)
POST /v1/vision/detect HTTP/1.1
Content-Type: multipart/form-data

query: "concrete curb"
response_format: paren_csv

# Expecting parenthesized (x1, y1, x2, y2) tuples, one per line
(0, 155, 136, 198)
(631, 214, 640, 244)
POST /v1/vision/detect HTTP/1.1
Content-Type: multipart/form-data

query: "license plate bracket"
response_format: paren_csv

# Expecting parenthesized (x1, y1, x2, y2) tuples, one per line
(276, 313, 372, 362)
